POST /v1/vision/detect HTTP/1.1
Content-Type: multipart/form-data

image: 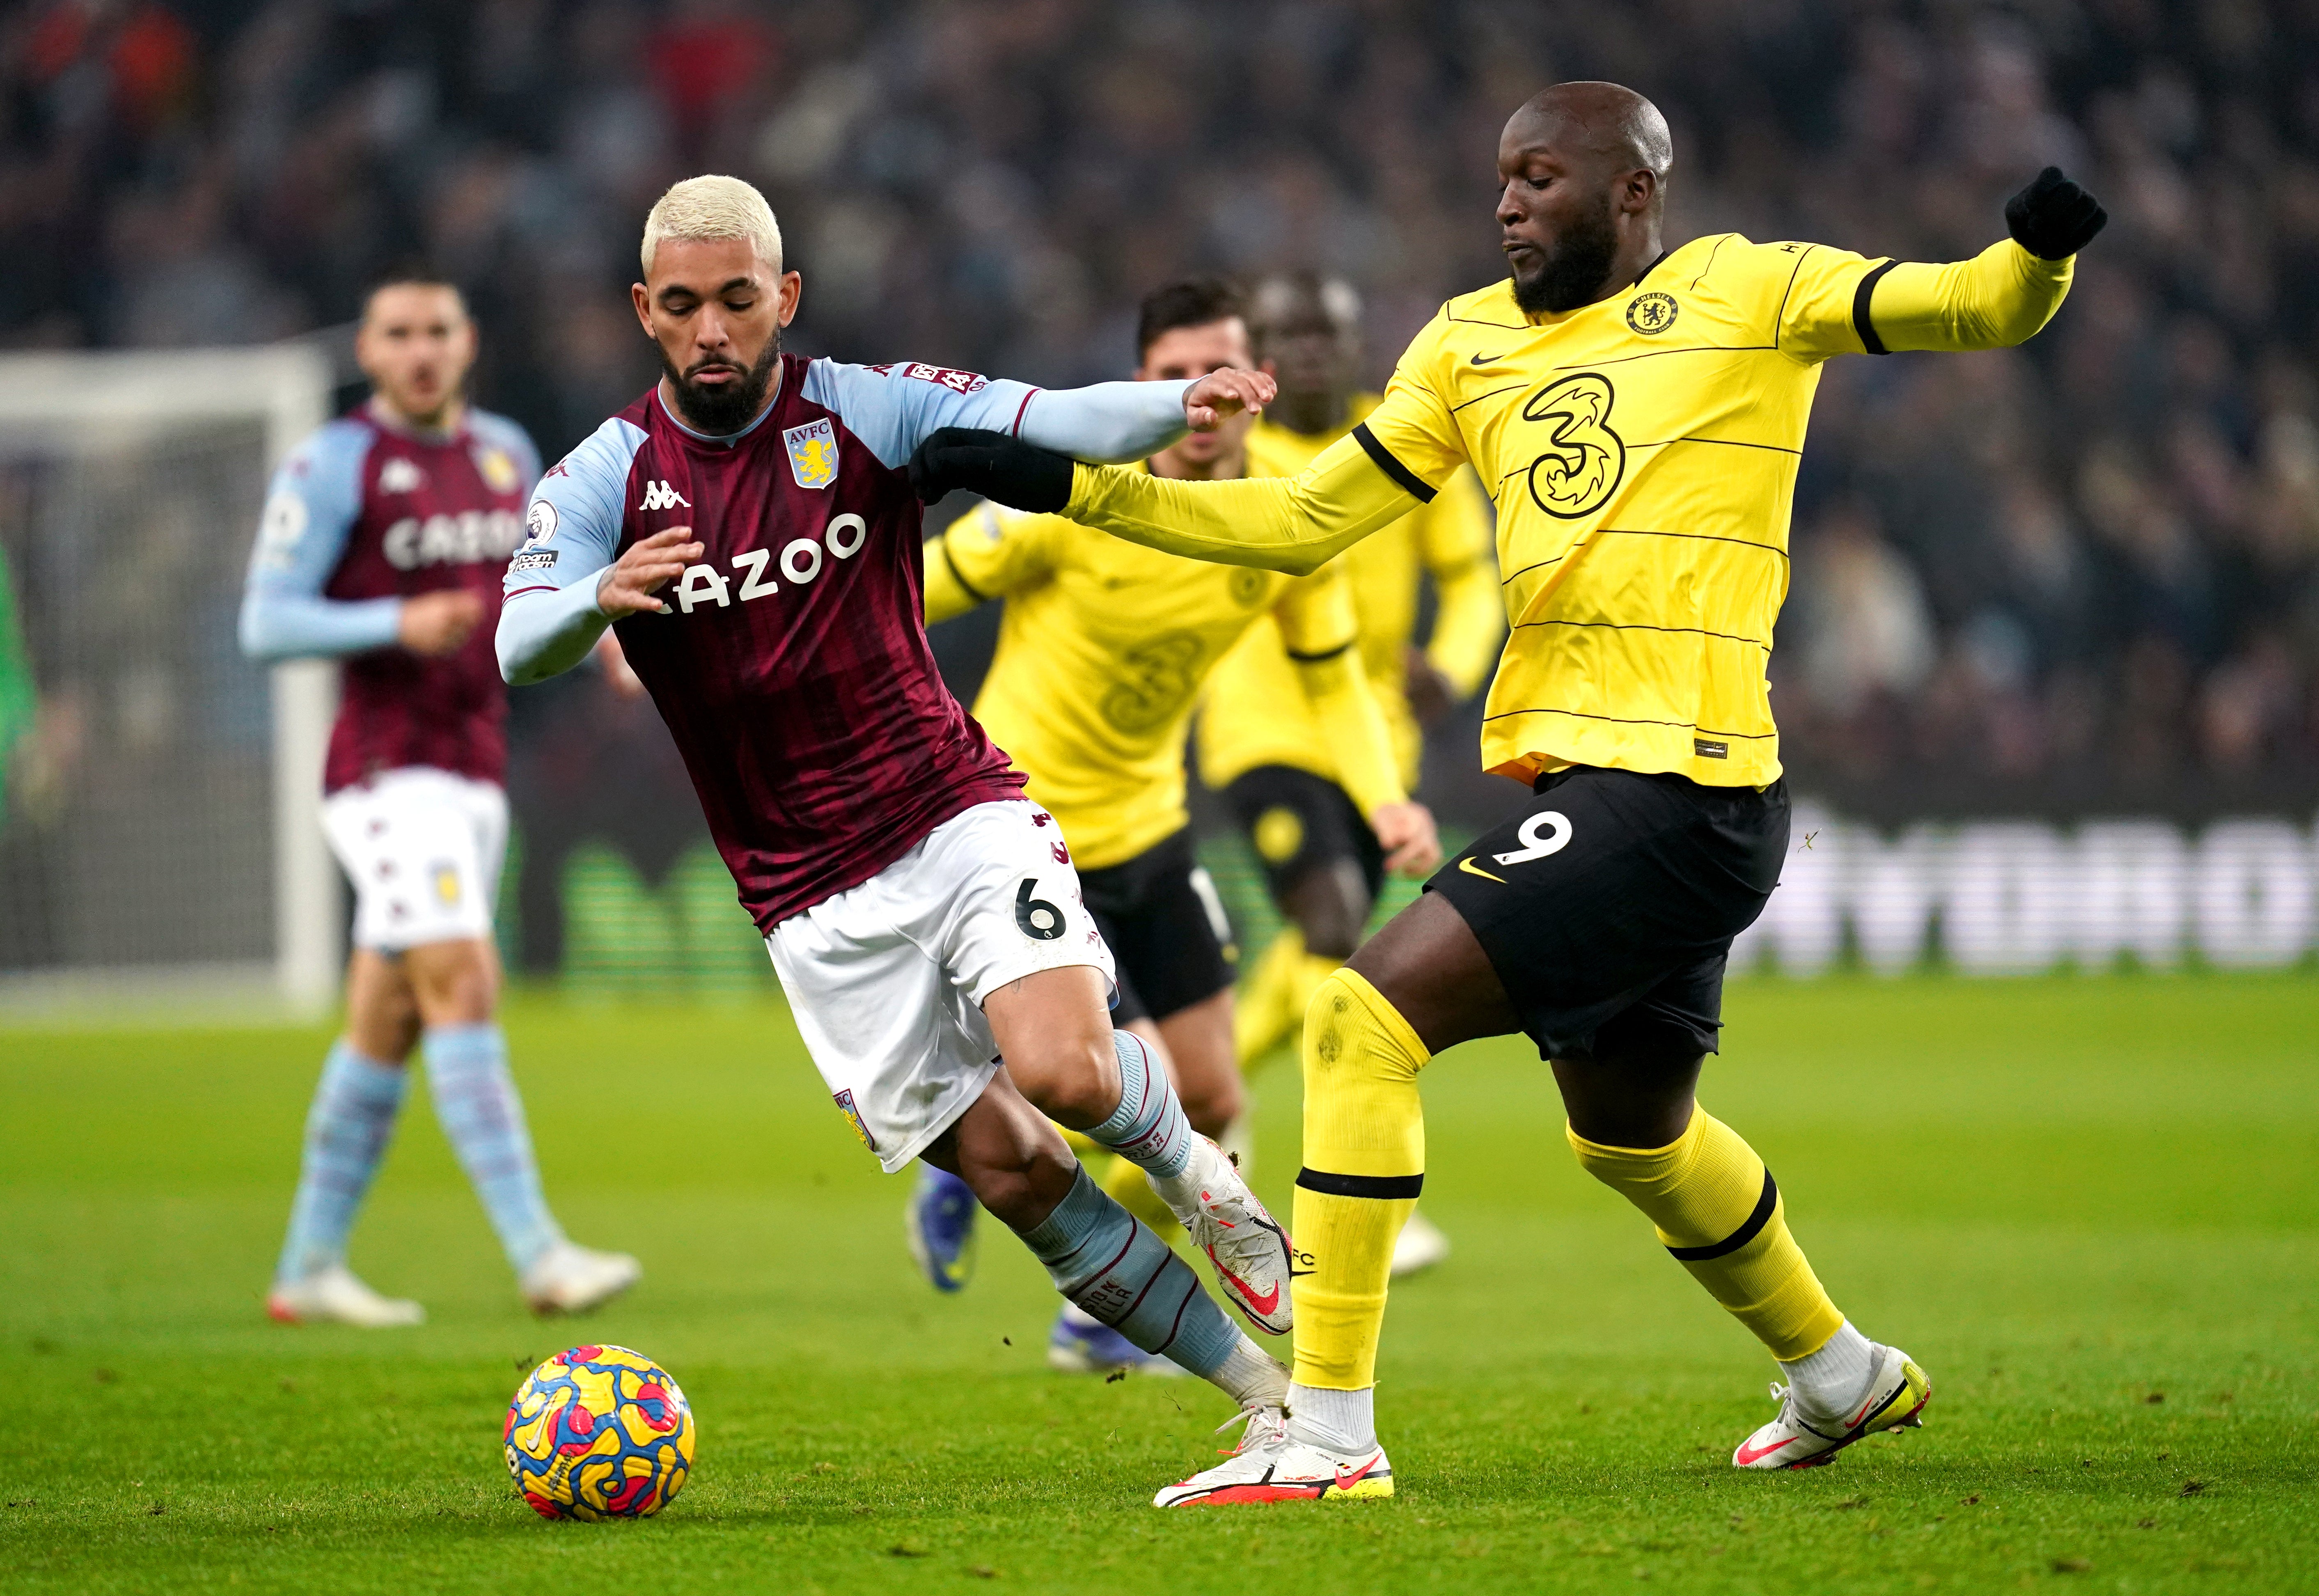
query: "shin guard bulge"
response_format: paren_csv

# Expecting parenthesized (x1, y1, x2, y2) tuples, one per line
(1567, 1109, 1843, 1360)
(1290, 968, 1430, 1391)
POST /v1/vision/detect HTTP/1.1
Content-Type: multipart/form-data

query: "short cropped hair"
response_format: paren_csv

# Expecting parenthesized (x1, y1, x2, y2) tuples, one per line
(362, 261, 466, 321)
(1249, 272, 1361, 346)
(1137, 278, 1244, 359)
(641, 175, 785, 277)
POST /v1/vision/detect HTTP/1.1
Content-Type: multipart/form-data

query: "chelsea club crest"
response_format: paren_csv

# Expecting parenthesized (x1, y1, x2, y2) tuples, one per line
(1625, 291, 1678, 335)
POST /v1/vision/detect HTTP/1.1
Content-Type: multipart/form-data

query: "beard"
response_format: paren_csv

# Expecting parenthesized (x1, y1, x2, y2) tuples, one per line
(1510, 190, 1622, 315)
(662, 329, 781, 435)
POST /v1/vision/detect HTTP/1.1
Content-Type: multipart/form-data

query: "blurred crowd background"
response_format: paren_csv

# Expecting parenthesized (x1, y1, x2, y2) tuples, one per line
(3, 0, 2316, 971)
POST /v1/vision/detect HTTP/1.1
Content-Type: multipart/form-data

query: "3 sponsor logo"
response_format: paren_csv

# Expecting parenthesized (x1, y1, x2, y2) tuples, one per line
(1522, 371, 1625, 519)
(667, 513, 869, 613)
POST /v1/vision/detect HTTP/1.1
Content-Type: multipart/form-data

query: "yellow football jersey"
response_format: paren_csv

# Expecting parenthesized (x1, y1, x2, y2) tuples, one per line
(1061, 234, 2074, 789)
(928, 491, 1393, 871)
(1198, 396, 1501, 791)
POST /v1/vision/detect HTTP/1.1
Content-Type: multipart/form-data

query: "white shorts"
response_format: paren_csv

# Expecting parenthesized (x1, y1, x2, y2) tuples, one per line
(321, 767, 508, 953)
(767, 798, 1115, 1173)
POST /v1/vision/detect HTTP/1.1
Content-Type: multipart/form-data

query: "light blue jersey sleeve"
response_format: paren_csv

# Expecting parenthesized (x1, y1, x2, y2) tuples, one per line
(801, 360, 1196, 469)
(238, 419, 402, 662)
(496, 416, 646, 685)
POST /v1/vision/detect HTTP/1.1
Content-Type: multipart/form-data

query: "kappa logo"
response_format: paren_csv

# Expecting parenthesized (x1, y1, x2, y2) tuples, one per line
(377, 457, 426, 494)
(639, 480, 691, 511)
(784, 419, 840, 490)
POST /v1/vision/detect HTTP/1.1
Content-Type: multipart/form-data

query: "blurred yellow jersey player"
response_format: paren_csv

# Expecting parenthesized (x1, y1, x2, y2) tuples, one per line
(916, 281, 1440, 1376)
(1197, 277, 1503, 1092)
(910, 82, 2105, 1504)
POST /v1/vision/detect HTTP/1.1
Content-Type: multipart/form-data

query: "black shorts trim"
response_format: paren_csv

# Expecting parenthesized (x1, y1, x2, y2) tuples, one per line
(1424, 765, 1788, 1062)
(1351, 423, 1437, 503)
(1665, 1170, 1778, 1261)
(1296, 1168, 1424, 1200)
(1077, 828, 1233, 1025)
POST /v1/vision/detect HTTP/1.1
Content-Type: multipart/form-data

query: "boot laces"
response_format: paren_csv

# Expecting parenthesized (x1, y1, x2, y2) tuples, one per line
(1214, 1404, 1288, 1456)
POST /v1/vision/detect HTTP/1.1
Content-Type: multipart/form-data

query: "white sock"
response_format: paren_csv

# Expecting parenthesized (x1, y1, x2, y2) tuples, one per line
(1286, 1381, 1375, 1453)
(1778, 1319, 1875, 1417)
(1209, 1335, 1290, 1409)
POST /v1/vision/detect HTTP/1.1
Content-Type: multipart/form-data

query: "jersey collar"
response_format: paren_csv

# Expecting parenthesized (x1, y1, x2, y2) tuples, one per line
(654, 358, 785, 448)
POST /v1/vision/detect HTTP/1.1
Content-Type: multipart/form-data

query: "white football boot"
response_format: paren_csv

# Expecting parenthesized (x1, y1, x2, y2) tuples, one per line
(1154, 1136, 1295, 1335)
(1389, 1208, 1451, 1278)
(1732, 1342, 1931, 1470)
(521, 1241, 642, 1315)
(266, 1264, 425, 1328)
(1153, 1407, 1393, 1507)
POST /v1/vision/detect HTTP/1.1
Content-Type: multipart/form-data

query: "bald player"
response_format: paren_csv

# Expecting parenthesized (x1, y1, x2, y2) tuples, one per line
(912, 82, 2107, 1504)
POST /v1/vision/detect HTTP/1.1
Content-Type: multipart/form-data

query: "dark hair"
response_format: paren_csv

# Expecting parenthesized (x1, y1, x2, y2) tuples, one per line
(1136, 278, 1243, 358)
(362, 261, 467, 317)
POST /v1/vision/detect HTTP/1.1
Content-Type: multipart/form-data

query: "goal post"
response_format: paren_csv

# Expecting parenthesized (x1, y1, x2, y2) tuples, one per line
(0, 344, 340, 1015)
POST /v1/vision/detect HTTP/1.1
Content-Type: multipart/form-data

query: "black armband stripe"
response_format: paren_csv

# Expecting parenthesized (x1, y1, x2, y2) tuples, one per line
(1852, 261, 1900, 356)
(1665, 1170, 1778, 1262)
(1285, 640, 1354, 664)
(1297, 1167, 1424, 1200)
(1352, 424, 1437, 504)
(939, 535, 991, 604)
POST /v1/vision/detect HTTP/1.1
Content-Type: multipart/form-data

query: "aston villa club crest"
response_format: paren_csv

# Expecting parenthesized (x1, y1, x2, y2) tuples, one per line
(784, 419, 840, 490)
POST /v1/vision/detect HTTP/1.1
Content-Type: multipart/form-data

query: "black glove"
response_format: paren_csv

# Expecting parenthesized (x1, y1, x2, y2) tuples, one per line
(909, 427, 1075, 511)
(2005, 166, 2107, 260)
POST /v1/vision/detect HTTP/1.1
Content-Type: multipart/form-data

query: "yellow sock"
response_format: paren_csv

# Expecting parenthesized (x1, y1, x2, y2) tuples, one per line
(1290, 968, 1429, 1390)
(1567, 1110, 1844, 1360)
(1098, 1148, 1181, 1238)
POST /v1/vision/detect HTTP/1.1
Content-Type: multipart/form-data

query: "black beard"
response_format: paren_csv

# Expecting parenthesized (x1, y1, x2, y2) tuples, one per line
(664, 330, 780, 434)
(1510, 191, 1621, 314)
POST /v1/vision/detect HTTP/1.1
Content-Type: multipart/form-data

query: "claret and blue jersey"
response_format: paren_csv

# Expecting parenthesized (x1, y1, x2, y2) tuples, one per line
(240, 404, 540, 792)
(502, 354, 1082, 932)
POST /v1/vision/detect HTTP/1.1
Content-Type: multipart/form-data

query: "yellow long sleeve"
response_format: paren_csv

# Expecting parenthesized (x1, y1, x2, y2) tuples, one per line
(1293, 646, 1405, 819)
(1868, 238, 2074, 353)
(921, 533, 984, 624)
(1065, 431, 1419, 575)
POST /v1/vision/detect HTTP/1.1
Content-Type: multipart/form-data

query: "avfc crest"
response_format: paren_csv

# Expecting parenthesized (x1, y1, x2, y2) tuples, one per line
(475, 445, 522, 493)
(784, 419, 840, 490)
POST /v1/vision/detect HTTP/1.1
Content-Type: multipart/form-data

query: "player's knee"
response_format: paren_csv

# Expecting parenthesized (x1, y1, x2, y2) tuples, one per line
(1302, 968, 1424, 1088)
(406, 939, 498, 1026)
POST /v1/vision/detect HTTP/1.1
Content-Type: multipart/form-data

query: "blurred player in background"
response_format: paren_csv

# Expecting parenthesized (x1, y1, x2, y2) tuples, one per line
(912, 82, 2107, 1504)
(1200, 272, 1504, 1278)
(910, 279, 1438, 1372)
(240, 269, 641, 1326)
(497, 177, 1298, 1427)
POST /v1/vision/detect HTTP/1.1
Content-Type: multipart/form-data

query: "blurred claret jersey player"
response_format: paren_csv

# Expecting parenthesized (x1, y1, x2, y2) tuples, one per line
(1202, 272, 1506, 1279)
(907, 279, 1441, 1372)
(239, 268, 641, 1326)
(494, 175, 1302, 1427)
(912, 83, 2108, 1504)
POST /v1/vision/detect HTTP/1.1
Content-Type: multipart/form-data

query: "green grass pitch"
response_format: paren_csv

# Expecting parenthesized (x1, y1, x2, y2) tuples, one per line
(4, 973, 2315, 1594)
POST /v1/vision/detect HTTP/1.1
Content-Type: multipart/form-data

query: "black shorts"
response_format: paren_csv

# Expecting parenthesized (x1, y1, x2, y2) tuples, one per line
(1077, 828, 1236, 1026)
(1426, 766, 1789, 1064)
(1225, 765, 1384, 906)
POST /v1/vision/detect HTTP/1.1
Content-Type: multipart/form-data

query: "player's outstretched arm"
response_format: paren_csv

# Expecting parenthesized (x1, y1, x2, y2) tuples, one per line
(1014, 369, 1275, 463)
(1863, 168, 2105, 354)
(910, 426, 1420, 576)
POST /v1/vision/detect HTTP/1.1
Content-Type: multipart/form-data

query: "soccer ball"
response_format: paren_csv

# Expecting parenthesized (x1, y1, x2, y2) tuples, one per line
(505, 1344, 694, 1520)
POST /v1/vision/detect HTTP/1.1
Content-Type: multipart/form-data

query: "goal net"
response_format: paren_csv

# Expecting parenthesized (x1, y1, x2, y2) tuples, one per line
(0, 346, 338, 1014)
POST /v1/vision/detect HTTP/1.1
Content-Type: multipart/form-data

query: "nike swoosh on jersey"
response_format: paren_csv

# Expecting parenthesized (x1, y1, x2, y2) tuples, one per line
(1457, 857, 1506, 883)
(1469, 350, 1503, 365)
